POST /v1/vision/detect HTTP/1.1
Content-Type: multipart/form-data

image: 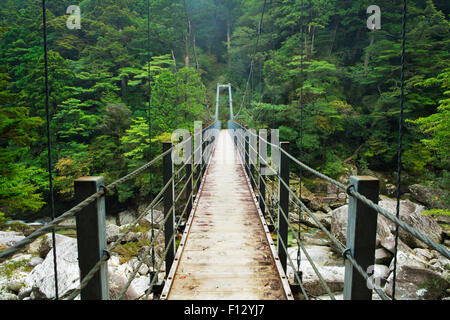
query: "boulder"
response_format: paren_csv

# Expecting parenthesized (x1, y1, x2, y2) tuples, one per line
(106, 224, 121, 243)
(57, 217, 76, 228)
(303, 233, 329, 247)
(26, 237, 79, 299)
(287, 245, 346, 296)
(0, 292, 18, 300)
(384, 265, 449, 300)
(105, 215, 118, 226)
(413, 248, 433, 261)
(375, 248, 393, 265)
(3, 271, 28, 294)
(378, 196, 443, 249)
(131, 276, 150, 298)
(118, 211, 136, 226)
(299, 185, 330, 213)
(18, 287, 32, 300)
(330, 204, 399, 252)
(389, 250, 428, 271)
(330, 199, 433, 253)
(373, 264, 390, 282)
(409, 184, 448, 209)
(0, 231, 25, 247)
(287, 264, 345, 297)
(288, 245, 343, 267)
(108, 268, 140, 300)
(38, 233, 75, 259)
(26, 257, 44, 268)
(140, 210, 164, 229)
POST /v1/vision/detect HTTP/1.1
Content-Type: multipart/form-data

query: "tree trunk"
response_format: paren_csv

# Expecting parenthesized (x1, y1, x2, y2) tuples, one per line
(185, 35, 189, 68)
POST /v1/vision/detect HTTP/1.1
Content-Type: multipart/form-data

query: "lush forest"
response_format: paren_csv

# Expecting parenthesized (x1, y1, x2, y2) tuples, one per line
(0, 0, 448, 222)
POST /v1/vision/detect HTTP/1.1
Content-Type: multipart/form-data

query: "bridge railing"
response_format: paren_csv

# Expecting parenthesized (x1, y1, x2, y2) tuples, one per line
(0, 120, 220, 300)
(232, 122, 449, 300)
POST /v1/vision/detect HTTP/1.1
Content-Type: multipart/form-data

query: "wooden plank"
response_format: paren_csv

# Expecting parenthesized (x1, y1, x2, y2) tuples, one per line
(162, 130, 290, 300)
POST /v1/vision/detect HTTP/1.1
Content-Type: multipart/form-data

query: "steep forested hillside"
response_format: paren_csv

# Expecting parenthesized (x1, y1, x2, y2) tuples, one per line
(0, 0, 448, 221)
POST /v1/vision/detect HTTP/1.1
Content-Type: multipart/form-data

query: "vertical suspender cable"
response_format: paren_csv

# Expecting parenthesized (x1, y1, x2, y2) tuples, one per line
(42, 0, 59, 300)
(392, 0, 407, 300)
(146, 0, 156, 285)
(234, 0, 267, 119)
(297, 0, 305, 277)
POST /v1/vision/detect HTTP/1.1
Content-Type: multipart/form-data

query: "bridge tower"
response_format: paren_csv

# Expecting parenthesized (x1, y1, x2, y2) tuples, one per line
(215, 83, 234, 121)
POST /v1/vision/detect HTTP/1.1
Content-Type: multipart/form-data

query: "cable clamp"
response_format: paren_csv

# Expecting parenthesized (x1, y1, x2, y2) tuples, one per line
(346, 184, 355, 196)
(103, 249, 112, 261)
(342, 248, 352, 260)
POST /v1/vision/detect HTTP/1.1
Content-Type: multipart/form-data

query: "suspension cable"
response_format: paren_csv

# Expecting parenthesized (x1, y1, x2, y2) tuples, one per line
(392, 0, 407, 300)
(234, 0, 268, 119)
(297, 0, 305, 276)
(146, 0, 157, 288)
(42, 0, 58, 300)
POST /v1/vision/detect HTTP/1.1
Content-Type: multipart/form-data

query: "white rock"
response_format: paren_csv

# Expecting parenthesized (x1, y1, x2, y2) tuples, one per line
(39, 233, 74, 258)
(131, 276, 149, 298)
(108, 267, 139, 300)
(106, 215, 118, 226)
(373, 264, 390, 280)
(330, 203, 411, 253)
(413, 248, 433, 261)
(26, 237, 79, 299)
(0, 231, 25, 247)
(18, 287, 32, 299)
(118, 211, 136, 226)
(58, 217, 76, 228)
(389, 250, 428, 271)
(378, 196, 442, 249)
(384, 265, 449, 300)
(288, 245, 343, 267)
(106, 224, 121, 243)
(0, 292, 18, 300)
(26, 257, 44, 268)
(141, 210, 164, 229)
(375, 248, 393, 265)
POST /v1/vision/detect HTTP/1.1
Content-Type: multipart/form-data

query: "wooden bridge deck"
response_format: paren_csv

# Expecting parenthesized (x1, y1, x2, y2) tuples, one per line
(161, 129, 292, 300)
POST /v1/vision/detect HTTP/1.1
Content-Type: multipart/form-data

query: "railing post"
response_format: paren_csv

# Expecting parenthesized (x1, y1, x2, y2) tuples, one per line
(163, 142, 175, 275)
(186, 133, 193, 215)
(249, 130, 256, 191)
(245, 135, 249, 177)
(278, 142, 290, 273)
(202, 129, 208, 176)
(74, 176, 109, 300)
(258, 130, 267, 217)
(344, 176, 379, 300)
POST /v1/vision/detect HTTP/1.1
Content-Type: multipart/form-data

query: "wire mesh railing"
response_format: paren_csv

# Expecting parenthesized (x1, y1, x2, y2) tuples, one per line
(0, 120, 219, 300)
(231, 122, 449, 300)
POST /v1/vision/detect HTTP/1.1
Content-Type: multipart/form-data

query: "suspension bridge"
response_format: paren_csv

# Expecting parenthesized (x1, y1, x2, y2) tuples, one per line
(1, 0, 449, 302)
(1, 83, 449, 301)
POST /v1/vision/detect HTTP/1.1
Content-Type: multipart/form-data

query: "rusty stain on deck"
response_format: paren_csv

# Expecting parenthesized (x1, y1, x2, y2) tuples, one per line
(162, 129, 290, 300)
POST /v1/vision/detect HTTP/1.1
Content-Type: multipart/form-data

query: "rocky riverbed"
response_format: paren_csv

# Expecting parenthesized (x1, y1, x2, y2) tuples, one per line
(0, 182, 449, 300)
(285, 194, 449, 300)
(0, 208, 166, 300)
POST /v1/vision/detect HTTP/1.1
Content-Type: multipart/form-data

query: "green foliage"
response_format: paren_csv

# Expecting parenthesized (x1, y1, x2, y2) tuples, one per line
(0, 0, 449, 220)
(422, 209, 450, 217)
(0, 212, 9, 227)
